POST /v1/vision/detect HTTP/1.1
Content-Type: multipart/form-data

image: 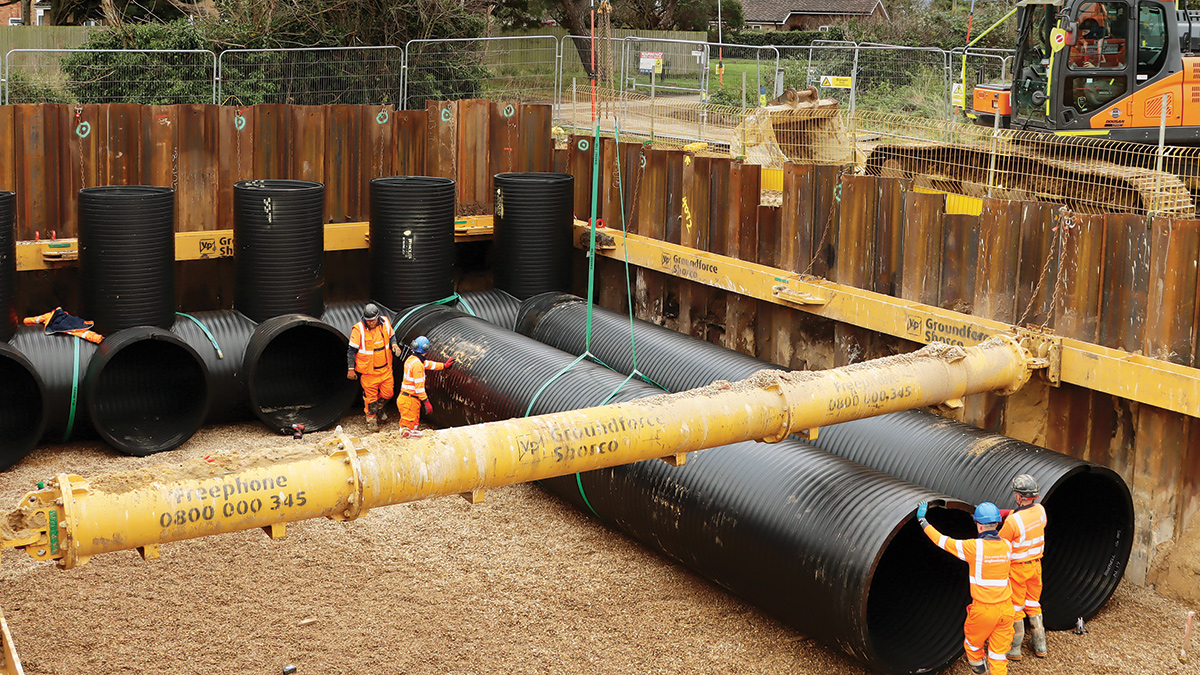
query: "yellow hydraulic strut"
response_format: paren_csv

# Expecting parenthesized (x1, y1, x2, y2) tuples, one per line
(0, 607, 22, 675)
(0, 337, 1037, 570)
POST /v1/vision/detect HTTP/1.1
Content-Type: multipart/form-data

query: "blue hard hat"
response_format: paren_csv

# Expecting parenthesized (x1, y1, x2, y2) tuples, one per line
(974, 502, 1002, 524)
(411, 336, 431, 354)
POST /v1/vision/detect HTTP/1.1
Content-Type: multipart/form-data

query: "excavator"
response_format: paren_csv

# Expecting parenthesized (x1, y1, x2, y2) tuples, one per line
(864, 0, 1200, 214)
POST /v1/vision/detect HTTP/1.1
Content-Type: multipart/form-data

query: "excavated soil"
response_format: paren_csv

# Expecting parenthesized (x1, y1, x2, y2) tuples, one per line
(2, 415, 1200, 675)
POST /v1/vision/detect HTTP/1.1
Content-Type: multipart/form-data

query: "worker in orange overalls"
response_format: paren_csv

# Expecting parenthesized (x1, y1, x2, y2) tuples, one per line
(23, 307, 103, 343)
(346, 303, 401, 432)
(918, 500, 1015, 675)
(397, 335, 453, 438)
(1000, 474, 1049, 660)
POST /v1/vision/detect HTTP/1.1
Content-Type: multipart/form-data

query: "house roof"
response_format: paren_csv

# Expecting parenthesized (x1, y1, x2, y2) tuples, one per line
(742, 0, 886, 22)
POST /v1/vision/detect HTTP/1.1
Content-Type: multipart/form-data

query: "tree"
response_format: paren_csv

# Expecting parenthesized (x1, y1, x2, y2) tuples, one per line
(615, 0, 741, 31)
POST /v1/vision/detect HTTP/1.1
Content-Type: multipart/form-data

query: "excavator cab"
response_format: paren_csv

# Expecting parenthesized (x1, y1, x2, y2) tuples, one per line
(975, 0, 1185, 141)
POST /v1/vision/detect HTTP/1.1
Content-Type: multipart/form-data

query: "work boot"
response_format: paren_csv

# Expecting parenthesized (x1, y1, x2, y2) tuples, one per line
(366, 415, 379, 432)
(1007, 618, 1025, 661)
(1030, 614, 1047, 658)
(967, 659, 987, 674)
(377, 401, 389, 424)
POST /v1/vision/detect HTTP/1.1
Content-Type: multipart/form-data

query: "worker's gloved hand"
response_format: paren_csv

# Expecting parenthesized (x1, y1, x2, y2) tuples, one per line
(347, 368, 357, 381)
(444, 357, 455, 369)
(392, 344, 402, 357)
(916, 501, 928, 520)
(423, 400, 433, 415)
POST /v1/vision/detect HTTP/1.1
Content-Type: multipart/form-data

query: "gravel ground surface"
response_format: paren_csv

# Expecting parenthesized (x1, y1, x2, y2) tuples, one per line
(2, 416, 1199, 675)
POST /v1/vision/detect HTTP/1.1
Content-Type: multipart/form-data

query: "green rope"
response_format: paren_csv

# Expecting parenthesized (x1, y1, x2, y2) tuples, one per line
(62, 337, 80, 443)
(176, 312, 224, 359)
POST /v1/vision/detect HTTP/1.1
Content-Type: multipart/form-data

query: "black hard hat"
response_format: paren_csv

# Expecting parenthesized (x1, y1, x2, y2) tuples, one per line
(1012, 474, 1040, 497)
(362, 303, 381, 321)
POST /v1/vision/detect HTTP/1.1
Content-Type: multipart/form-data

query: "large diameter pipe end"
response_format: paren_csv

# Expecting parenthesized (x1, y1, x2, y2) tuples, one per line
(0, 342, 47, 470)
(85, 327, 210, 456)
(244, 315, 358, 434)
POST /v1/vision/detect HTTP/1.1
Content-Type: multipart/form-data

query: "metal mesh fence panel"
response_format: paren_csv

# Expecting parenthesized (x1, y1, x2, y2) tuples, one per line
(403, 36, 559, 110)
(704, 42, 780, 109)
(4, 49, 216, 105)
(218, 47, 403, 107)
(777, 44, 857, 110)
(853, 45, 949, 119)
(950, 48, 1015, 115)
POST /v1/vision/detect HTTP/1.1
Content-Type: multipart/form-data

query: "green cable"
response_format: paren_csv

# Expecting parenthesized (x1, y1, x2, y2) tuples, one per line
(176, 312, 224, 359)
(62, 337, 80, 443)
(612, 122, 643, 377)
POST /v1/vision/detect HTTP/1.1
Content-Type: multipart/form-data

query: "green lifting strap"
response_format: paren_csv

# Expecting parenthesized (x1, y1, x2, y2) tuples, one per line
(176, 312, 224, 359)
(62, 337, 81, 443)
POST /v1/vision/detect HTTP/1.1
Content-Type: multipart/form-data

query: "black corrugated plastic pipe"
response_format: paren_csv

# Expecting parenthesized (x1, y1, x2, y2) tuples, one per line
(0, 340, 46, 470)
(451, 289, 521, 330)
(10, 326, 100, 444)
(514, 291, 1134, 630)
(234, 180, 325, 324)
(0, 190, 15, 341)
(244, 314, 358, 434)
(369, 177, 456, 310)
(492, 173, 574, 300)
(394, 304, 983, 674)
(84, 326, 209, 456)
(170, 309, 359, 434)
(79, 186, 176, 334)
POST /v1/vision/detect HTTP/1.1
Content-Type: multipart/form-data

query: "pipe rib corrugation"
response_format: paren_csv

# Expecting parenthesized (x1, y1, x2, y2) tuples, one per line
(453, 289, 521, 330)
(320, 301, 368, 339)
(0, 191, 15, 341)
(78, 186, 176, 334)
(492, 173, 574, 300)
(170, 311, 257, 423)
(515, 291, 1133, 630)
(233, 180, 325, 323)
(243, 314, 358, 434)
(394, 304, 981, 674)
(369, 177, 456, 309)
(10, 326, 100, 443)
(0, 341, 47, 470)
(84, 327, 209, 456)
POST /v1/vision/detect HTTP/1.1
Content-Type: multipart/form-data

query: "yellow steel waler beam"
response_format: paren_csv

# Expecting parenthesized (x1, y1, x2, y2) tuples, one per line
(1, 338, 1033, 569)
(13, 216, 496, 272)
(576, 225, 1200, 420)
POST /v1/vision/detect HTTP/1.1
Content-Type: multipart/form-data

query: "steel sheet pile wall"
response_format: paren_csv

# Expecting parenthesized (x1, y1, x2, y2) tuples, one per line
(0, 190, 15, 340)
(393, 303, 987, 675)
(514, 292, 1134, 630)
(562, 138, 1197, 584)
(369, 176, 457, 310)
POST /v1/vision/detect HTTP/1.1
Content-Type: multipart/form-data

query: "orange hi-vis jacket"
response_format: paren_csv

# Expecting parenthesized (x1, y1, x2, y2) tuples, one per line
(349, 317, 395, 374)
(401, 353, 446, 401)
(999, 503, 1047, 562)
(924, 523, 1013, 605)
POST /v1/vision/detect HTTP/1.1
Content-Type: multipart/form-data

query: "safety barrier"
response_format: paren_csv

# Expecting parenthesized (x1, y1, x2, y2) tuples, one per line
(512, 291, 1134, 631)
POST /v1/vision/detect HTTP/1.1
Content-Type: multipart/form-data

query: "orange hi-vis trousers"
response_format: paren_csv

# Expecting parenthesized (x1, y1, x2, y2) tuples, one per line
(1010, 559, 1044, 619)
(964, 600, 1015, 675)
(398, 393, 421, 431)
(360, 370, 394, 416)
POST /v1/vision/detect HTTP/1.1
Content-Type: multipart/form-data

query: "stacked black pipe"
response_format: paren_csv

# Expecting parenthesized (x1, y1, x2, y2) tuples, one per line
(73, 186, 208, 455)
(10, 326, 100, 448)
(514, 292, 1134, 630)
(79, 186, 176, 333)
(234, 180, 325, 323)
(492, 173, 574, 300)
(451, 289, 521, 330)
(395, 304, 986, 674)
(369, 177, 456, 309)
(0, 190, 15, 341)
(0, 339, 46, 470)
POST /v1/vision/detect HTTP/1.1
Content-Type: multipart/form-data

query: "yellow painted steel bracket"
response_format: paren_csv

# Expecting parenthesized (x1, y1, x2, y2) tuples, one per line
(573, 225, 1200, 419)
(0, 337, 1034, 570)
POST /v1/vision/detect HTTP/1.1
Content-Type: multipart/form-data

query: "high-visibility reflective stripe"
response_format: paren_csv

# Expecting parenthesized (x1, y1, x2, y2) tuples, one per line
(938, 535, 949, 548)
(1012, 545, 1044, 560)
(1026, 599, 1041, 608)
(965, 639, 980, 651)
(955, 540, 965, 559)
(988, 650, 1007, 661)
(1013, 604, 1024, 612)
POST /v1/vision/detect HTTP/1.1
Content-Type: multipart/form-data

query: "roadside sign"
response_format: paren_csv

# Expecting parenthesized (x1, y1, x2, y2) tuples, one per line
(952, 82, 965, 108)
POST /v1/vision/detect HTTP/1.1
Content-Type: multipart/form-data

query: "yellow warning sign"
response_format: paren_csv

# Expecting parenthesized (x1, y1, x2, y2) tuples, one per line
(952, 82, 965, 109)
(819, 76, 853, 89)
